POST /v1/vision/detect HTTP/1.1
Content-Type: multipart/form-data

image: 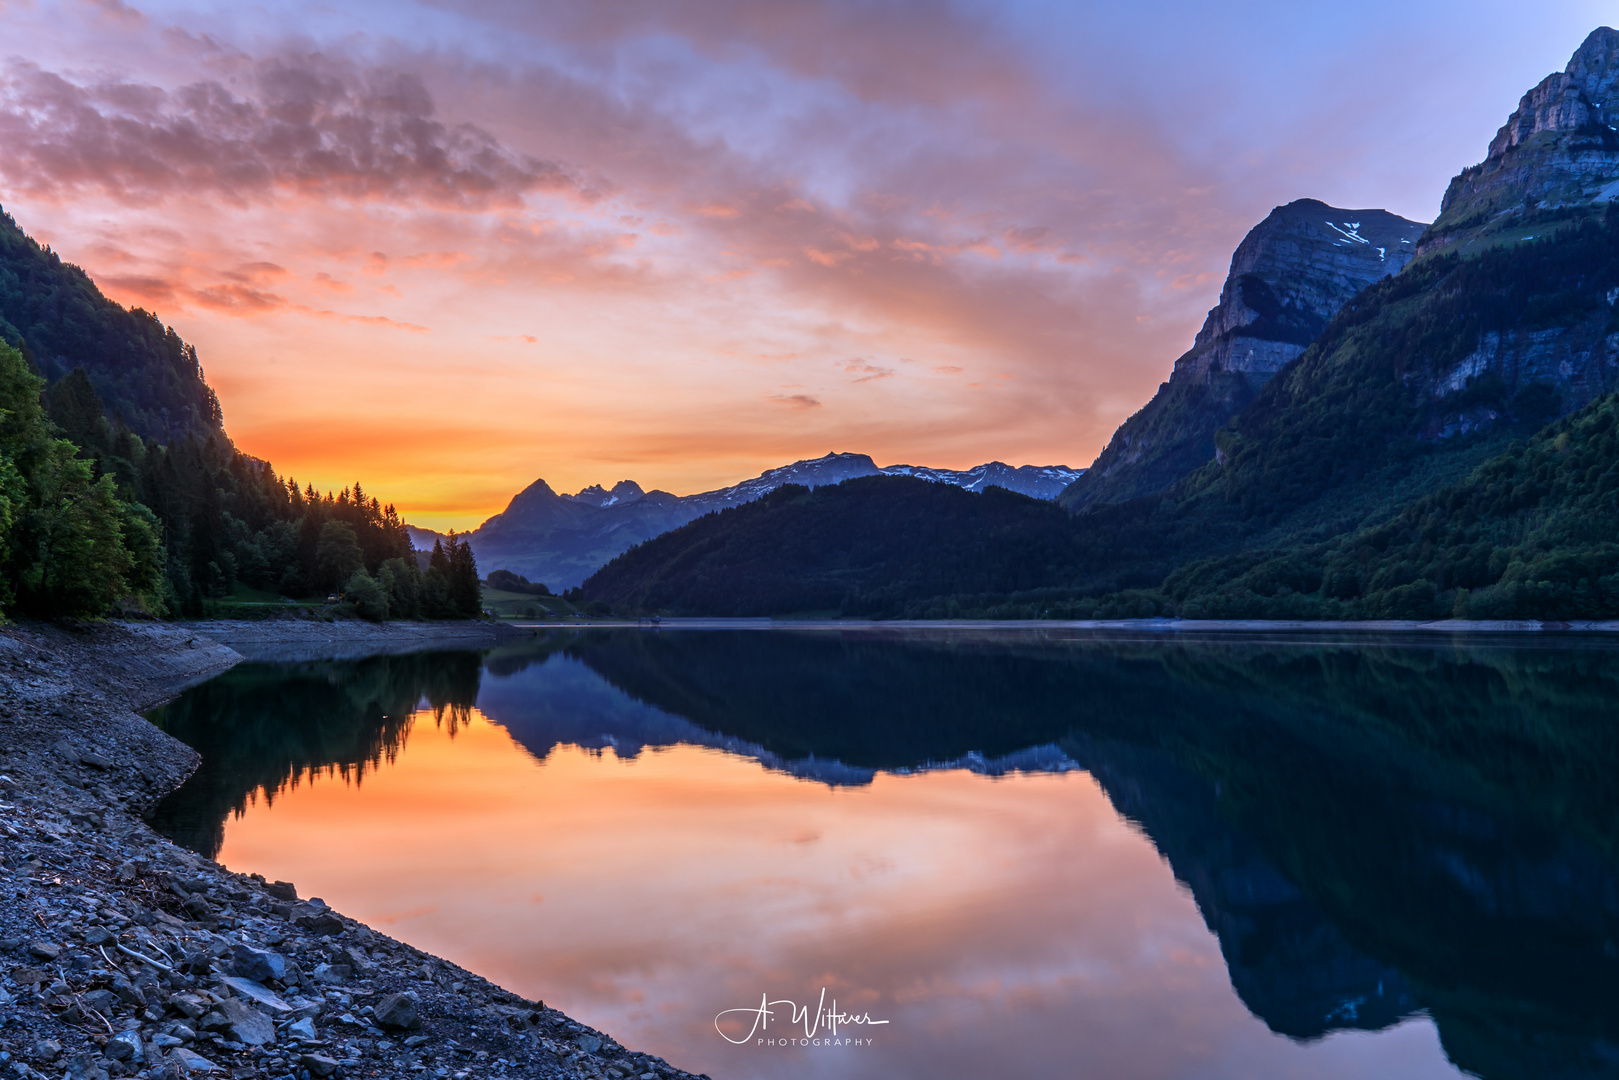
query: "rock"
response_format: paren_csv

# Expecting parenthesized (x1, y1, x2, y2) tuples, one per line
(53, 739, 81, 765)
(292, 905, 344, 935)
(170, 993, 209, 1018)
(373, 992, 421, 1031)
(83, 926, 114, 946)
(312, 962, 351, 986)
(105, 1030, 143, 1063)
(30, 1038, 63, 1062)
(217, 976, 294, 1013)
(287, 1017, 318, 1040)
(299, 1053, 340, 1078)
(82, 988, 120, 1013)
(576, 1034, 602, 1053)
(229, 943, 288, 982)
(265, 880, 298, 901)
(11, 966, 50, 986)
(167, 1046, 222, 1073)
(342, 945, 375, 973)
(151, 1034, 183, 1050)
(25, 939, 60, 961)
(219, 997, 276, 1046)
(81, 751, 112, 769)
(65, 1051, 111, 1080)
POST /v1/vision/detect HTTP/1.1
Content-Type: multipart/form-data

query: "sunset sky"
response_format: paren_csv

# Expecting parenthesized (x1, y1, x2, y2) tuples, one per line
(0, 0, 1610, 529)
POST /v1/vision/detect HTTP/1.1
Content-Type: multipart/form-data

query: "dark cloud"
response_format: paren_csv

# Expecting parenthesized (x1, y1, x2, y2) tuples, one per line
(0, 54, 586, 208)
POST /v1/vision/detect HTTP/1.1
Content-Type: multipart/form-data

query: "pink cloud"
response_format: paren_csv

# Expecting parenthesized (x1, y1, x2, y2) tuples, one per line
(0, 55, 587, 209)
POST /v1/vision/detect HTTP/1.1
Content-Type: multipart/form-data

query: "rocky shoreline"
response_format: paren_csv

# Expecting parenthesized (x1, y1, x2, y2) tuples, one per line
(0, 620, 707, 1080)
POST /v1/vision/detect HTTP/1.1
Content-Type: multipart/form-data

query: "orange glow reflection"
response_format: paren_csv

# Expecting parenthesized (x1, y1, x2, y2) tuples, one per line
(216, 710, 1459, 1080)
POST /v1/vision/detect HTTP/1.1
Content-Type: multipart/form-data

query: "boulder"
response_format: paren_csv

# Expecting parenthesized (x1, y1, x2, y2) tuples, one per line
(229, 943, 288, 983)
(373, 992, 421, 1031)
(219, 997, 276, 1046)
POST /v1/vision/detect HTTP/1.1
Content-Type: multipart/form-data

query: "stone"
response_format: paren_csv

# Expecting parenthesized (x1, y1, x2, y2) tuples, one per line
(11, 966, 50, 985)
(299, 1053, 340, 1077)
(292, 905, 344, 935)
(229, 943, 288, 983)
(167, 1046, 222, 1073)
(25, 939, 60, 960)
(265, 881, 298, 901)
(64, 1052, 110, 1080)
(312, 962, 351, 986)
(576, 1034, 602, 1054)
(105, 1030, 143, 1063)
(170, 993, 208, 1018)
(84, 926, 114, 946)
(151, 1034, 184, 1050)
(219, 997, 277, 1046)
(30, 1038, 62, 1062)
(287, 1017, 318, 1040)
(218, 975, 294, 1013)
(342, 945, 375, 973)
(373, 991, 421, 1031)
(82, 988, 120, 1013)
(81, 752, 112, 770)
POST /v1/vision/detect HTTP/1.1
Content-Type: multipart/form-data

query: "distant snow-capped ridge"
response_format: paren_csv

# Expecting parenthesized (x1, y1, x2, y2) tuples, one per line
(576, 451, 1086, 510)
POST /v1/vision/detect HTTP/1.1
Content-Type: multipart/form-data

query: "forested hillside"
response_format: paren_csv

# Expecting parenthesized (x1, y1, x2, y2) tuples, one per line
(0, 210, 222, 444)
(0, 208, 481, 621)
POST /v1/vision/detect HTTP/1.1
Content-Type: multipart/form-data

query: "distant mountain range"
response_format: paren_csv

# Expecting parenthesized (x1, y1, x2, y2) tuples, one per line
(409, 452, 1083, 589)
(585, 26, 1619, 622)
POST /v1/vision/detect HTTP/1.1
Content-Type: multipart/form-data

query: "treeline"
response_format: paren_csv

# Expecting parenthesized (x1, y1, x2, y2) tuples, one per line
(0, 341, 480, 620)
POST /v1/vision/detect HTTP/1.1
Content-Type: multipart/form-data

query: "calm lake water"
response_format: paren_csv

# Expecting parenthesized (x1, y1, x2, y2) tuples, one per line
(146, 628, 1619, 1080)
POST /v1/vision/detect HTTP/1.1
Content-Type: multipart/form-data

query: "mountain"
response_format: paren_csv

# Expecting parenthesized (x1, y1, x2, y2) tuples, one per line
(1423, 26, 1619, 256)
(413, 452, 1082, 590)
(583, 27, 1619, 621)
(0, 207, 223, 444)
(1059, 199, 1426, 510)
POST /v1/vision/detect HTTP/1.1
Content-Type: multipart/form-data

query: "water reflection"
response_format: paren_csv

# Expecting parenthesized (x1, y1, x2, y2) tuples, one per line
(148, 629, 1619, 1079)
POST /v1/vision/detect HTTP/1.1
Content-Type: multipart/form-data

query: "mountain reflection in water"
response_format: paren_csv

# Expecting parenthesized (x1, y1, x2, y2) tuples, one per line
(149, 629, 1619, 1080)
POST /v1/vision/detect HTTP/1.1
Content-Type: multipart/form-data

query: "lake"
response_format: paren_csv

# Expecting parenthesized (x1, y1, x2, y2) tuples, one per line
(146, 627, 1619, 1080)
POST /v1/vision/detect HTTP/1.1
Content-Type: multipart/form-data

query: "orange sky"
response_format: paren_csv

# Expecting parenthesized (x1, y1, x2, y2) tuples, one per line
(0, 1, 1610, 527)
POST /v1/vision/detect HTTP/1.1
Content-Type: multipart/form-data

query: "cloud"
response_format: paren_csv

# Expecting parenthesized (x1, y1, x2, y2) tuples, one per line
(0, 55, 587, 208)
(768, 393, 822, 409)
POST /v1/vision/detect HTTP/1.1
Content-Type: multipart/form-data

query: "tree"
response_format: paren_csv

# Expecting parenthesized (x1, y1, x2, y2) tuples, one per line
(315, 521, 364, 591)
(345, 569, 389, 621)
(0, 343, 163, 618)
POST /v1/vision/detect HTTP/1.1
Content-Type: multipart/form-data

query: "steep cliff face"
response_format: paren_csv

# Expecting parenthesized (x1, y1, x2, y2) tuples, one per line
(1425, 27, 1619, 254)
(1060, 199, 1425, 510)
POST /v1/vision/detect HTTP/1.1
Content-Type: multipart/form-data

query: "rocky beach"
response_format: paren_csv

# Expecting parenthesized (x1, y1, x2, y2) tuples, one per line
(0, 620, 706, 1080)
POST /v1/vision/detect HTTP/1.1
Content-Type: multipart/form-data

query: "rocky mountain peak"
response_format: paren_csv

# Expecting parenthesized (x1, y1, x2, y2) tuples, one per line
(1565, 27, 1619, 112)
(1060, 199, 1424, 510)
(1427, 27, 1619, 252)
(565, 480, 647, 508)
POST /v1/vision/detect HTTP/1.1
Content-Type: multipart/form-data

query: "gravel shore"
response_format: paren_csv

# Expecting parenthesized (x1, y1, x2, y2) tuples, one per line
(0, 620, 707, 1080)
